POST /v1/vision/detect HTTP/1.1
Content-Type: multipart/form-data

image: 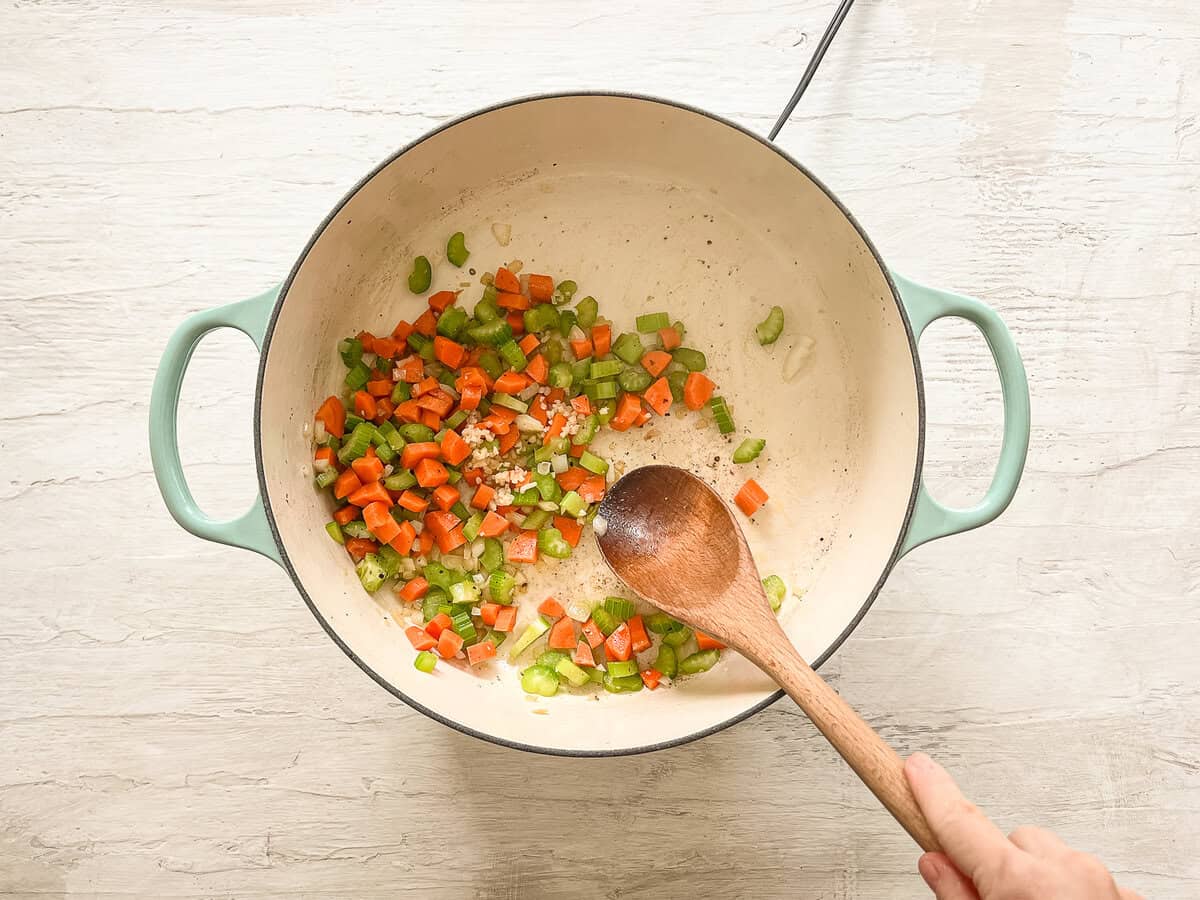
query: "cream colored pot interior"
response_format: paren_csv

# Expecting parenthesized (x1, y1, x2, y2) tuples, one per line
(259, 95, 920, 754)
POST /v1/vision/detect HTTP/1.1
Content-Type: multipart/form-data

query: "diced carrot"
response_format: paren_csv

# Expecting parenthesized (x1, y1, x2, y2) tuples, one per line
(373, 398, 394, 423)
(315, 446, 336, 470)
(344, 537, 379, 561)
(417, 390, 455, 418)
(433, 336, 467, 369)
(418, 529, 435, 556)
(543, 412, 567, 447)
(437, 629, 465, 659)
(397, 490, 429, 513)
(458, 383, 482, 410)
(467, 641, 497, 666)
(461, 468, 485, 486)
(494, 266, 520, 293)
(608, 392, 643, 431)
(569, 337, 593, 359)
(525, 353, 549, 385)
(399, 356, 424, 383)
(395, 399, 422, 423)
(432, 484, 460, 512)
(390, 520, 417, 555)
(569, 443, 586, 459)
(573, 639, 596, 667)
(570, 395, 592, 416)
(373, 337, 401, 359)
(363, 501, 400, 543)
(496, 291, 530, 311)
(315, 396, 346, 439)
(627, 615, 651, 653)
(400, 442, 441, 469)
(498, 428, 520, 454)
(392, 320, 414, 343)
(470, 484, 495, 510)
(364, 445, 377, 459)
(428, 290, 458, 313)
(357, 330, 378, 348)
(354, 390, 377, 420)
(553, 516, 583, 547)
(538, 597, 565, 618)
(425, 614, 453, 639)
(577, 475, 606, 504)
(641, 668, 663, 690)
(634, 409, 651, 426)
(557, 467, 588, 491)
(351, 455, 384, 484)
(507, 310, 526, 335)
(581, 619, 605, 649)
(478, 511, 510, 537)
(734, 479, 769, 517)
(643, 377, 673, 415)
(419, 409, 441, 430)
(366, 379, 392, 397)
(641, 350, 672, 377)
(486, 404, 518, 424)
(493, 371, 530, 394)
(684, 372, 716, 411)
(423, 510, 460, 537)
(406, 625, 437, 651)
(658, 326, 681, 351)
(518, 333, 540, 355)
(493, 606, 518, 632)
(591, 324, 612, 357)
(527, 273, 553, 303)
(413, 376, 439, 398)
(506, 530, 539, 564)
(695, 632, 727, 651)
(604, 623, 633, 661)
(440, 429, 471, 467)
(349, 481, 392, 507)
(548, 616, 577, 650)
(333, 469, 363, 500)
(333, 505, 360, 526)
(436, 524, 467, 554)
(398, 576, 429, 602)
(529, 394, 549, 425)
(413, 308, 438, 337)
(479, 603, 502, 627)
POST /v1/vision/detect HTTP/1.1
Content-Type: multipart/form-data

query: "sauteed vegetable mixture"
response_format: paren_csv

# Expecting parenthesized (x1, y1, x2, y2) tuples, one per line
(311, 232, 788, 696)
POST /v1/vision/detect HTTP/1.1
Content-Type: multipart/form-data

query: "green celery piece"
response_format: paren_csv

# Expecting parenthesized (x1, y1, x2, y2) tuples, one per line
(635, 311, 670, 333)
(755, 305, 785, 345)
(611, 332, 644, 365)
(733, 438, 766, 464)
(414, 651, 438, 673)
(521, 509, 552, 530)
(548, 362, 574, 389)
(558, 490, 586, 518)
(477, 349, 503, 379)
(603, 673, 643, 693)
(324, 521, 344, 544)
(646, 612, 681, 634)
(467, 319, 513, 347)
(762, 575, 787, 612)
(618, 367, 652, 393)
(339, 337, 364, 368)
(653, 644, 678, 678)
(341, 520, 371, 539)
(575, 296, 598, 330)
(408, 256, 432, 293)
(572, 414, 599, 446)
(555, 658, 590, 687)
(509, 618, 552, 659)
(520, 664, 559, 696)
(488, 569, 516, 604)
(384, 470, 417, 492)
(551, 279, 577, 306)
(437, 305, 469, 339)
(679, 649, 720, 674)
(578, 450, 608, 475)
(605, 660, 639, 678)
(602, 596, 636, 621)
(672, 347, 707, 372)
(498, 339, 527, 371)
(537, 528, 572, 559)
(399, 423, 435, 443)
(446, 231, 470, 267)
(315, 469, 339, 489)
(356, 554, 387, 593)
(390, 381, 412, 405)
(462, 511, 484, 542)
(479, 538, 504, 573)
(662, 625, 693, 648)
(589, 359, 623, 379)
(590, 606, 620, 636)
(536, 650, 570, 670)
(344, 361, 371, 390)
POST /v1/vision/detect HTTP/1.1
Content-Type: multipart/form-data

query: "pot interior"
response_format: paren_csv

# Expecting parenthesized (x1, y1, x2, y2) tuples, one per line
(259, 95, 920, 754)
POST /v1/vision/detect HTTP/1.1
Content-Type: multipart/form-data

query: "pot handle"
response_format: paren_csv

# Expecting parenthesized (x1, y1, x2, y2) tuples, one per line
(892, 273, 1030, 556)
(149, 288, 282, 565)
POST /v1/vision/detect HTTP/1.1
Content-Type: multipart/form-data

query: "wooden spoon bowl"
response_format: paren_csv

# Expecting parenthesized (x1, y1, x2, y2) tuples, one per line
(597, 464, 939, 851)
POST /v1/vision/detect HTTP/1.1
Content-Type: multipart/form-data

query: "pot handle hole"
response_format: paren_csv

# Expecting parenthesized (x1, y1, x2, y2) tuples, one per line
(892, 273, 1031, 556)
(148, 288, 282, 565)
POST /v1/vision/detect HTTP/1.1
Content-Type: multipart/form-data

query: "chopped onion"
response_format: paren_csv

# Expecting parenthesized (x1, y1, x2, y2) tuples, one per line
(537, 500, 558, 512)
(481, 271, 495, 286)
(508, 259, 523, 273)
(471, 538, 486, 558)
(593, 515, 608, 537)
(536, 461, 552, 476)
(472, 573, 486, 585)
(518, 273, 530, 295)
(410, 520, 424, 534)
(565, 599, 592, 622)
(568, 325, 586, 342)
(313, 457, 330, 474)
(783, 336, 816, 382)
(313, 420, 328, 444)
(491, 223, 512, 246)
(518, 383, 540, 402)
(515, 414, 544, 433)
(550, 454, 569, 474)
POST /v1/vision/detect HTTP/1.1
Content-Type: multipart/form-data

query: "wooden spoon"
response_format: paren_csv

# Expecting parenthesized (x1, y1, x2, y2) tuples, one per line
(595, 464, 939, 851)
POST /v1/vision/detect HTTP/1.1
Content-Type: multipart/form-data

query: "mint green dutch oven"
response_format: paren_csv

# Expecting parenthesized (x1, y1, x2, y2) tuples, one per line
(150, 94, 1030, 756)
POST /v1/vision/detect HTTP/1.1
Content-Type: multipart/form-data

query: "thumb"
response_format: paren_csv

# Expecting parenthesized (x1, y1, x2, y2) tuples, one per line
(918, 852, 981, 900)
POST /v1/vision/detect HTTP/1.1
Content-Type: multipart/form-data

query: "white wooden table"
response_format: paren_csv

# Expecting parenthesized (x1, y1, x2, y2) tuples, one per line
(2, 2, 1198, 897)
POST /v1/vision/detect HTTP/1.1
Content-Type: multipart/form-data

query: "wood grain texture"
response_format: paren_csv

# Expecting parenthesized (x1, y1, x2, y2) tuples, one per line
(1, 1, 1198, 897)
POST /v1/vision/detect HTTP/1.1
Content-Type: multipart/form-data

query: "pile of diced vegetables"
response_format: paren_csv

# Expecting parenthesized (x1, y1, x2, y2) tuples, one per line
(311, 231, 789, 696)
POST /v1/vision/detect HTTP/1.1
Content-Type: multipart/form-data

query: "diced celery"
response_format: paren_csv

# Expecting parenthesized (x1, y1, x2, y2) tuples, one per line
(603, 673, 643, 693)
(537, 528, 572, 559)
(653, 644, 678, 678)
(611, 332, 644, 365)
(414, 651, 438, 673)
(408, 255, 432, 293)
(575, 296, 599, 330)
(606, 660, 639, 678)
(509, 618, 551, 659)
(446, 231, 470, 267)
(521, 664, 560, 696)
(602, 597, 636, 622)
(662, 625, 693, 648)
(488, 569, 516, 605)
(733, 438, 766, 464)
(755, 305, 785, 345)
(635, 312, 670, 333)
(679, 649, 720, 674)
(555, 658, 591, 687)
(590, 607, 620, 636)
(479, 538, 504, 573)
(558, 490, 586, 518)
(356, 554, 387, 593)
(462, 511, 484, 542)
(762, 574, 786, 612)
(325, 521, 344, 544)
(579, 451, 608, 475)
(672, 347, 707, 371)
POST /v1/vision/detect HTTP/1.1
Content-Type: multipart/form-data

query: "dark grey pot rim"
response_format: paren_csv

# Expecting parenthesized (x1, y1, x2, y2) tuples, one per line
(253, 90, 925, 758)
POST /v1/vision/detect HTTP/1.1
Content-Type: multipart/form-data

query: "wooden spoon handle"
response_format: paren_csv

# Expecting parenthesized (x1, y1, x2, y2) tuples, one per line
(757, 638, 941, 851)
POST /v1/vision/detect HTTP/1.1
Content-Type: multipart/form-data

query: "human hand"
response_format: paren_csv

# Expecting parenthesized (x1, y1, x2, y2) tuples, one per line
(904, 753, 1143, 900)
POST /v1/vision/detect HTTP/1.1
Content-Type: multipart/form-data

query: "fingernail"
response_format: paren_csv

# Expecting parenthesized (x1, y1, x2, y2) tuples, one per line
(917, 853, 942, 888)
(908, 752, 934, 774)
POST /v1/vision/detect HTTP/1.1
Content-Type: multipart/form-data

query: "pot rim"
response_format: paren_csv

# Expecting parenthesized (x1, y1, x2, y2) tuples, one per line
(253, 90, 926, 757)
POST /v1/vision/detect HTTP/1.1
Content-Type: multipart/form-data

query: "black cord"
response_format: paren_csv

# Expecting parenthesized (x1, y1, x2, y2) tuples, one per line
(767, 0, 856, 141)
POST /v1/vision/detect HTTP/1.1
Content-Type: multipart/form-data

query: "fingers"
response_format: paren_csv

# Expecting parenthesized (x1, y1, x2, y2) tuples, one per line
(905, 753, 1019, 884)
(918, 852, 981, 900)
(1008, 825, 1069, 857)
(1119, 888, 1146, 900)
